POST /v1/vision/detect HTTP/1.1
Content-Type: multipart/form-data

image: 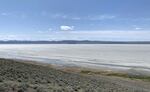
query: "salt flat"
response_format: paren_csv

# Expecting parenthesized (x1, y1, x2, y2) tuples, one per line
(0, 44, 150, 72)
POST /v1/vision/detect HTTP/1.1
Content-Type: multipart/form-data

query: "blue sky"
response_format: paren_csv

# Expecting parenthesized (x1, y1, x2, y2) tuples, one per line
(0, 0, 150, 41)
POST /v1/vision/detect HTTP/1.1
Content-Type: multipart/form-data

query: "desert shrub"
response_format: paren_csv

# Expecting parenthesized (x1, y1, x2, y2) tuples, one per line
(36, 86, 47, 92)
(17, 89, 24, 92)
(0, 84, 7, 92)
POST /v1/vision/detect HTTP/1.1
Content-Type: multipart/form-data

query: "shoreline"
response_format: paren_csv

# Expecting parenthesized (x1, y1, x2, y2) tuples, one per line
(3, 58, 150, 82)
(0, 44, 150, 74)
(0, 58, 150, 92)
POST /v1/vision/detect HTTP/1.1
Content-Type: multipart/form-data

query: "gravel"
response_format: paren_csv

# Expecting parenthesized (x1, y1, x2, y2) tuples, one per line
(0, 58, 150, 92)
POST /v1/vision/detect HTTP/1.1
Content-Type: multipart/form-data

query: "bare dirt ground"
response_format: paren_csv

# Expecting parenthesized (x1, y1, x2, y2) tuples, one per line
(0, 58, 150, 92)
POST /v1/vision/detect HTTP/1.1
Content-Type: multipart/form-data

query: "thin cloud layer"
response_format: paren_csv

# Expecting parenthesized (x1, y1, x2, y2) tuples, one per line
(0, 0, 150, 41)
(1, 31, 150, 41)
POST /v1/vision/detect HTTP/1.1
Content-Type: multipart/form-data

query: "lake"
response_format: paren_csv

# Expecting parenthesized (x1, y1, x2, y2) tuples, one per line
(0, 44, 150, 71)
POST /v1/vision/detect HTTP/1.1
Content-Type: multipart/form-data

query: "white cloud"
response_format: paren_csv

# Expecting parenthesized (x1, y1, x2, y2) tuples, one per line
(71, 17, 81, 20)
(1, 12, 10, 16)
(1, 12, 28, 18)
(1, 30, 150, 41)
(0, 35, 18, 40)
(48, 28, 52, 31)
(37, 28, 52, 33)
(53, 30, 150, 41)
(88, 15, 116, 20)
(37, 31, 44, 33)
(132, 25, 143, 30)
(50, 14, 67, 19)
(48, 13, 116, 21)
(50, 14, 79, 20)
(60, 26, 74, 31)
(135, 27, 142, 30)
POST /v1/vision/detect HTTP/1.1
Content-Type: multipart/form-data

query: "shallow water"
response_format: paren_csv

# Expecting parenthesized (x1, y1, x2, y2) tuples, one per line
(0, 44, 150, 71)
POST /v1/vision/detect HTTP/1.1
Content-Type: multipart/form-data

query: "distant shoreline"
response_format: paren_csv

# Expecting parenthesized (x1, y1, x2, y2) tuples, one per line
(0, 40, 150, 44)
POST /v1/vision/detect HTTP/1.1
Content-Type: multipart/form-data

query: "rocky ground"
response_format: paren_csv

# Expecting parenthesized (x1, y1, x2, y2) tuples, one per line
(0, 58, 150, 92)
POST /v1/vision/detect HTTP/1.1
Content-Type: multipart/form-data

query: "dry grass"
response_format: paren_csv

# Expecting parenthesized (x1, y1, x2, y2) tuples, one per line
(80, 70, 150, 81)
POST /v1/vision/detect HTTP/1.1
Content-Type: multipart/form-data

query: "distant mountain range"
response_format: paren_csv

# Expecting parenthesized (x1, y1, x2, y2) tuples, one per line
(0, 40, 150, 44)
